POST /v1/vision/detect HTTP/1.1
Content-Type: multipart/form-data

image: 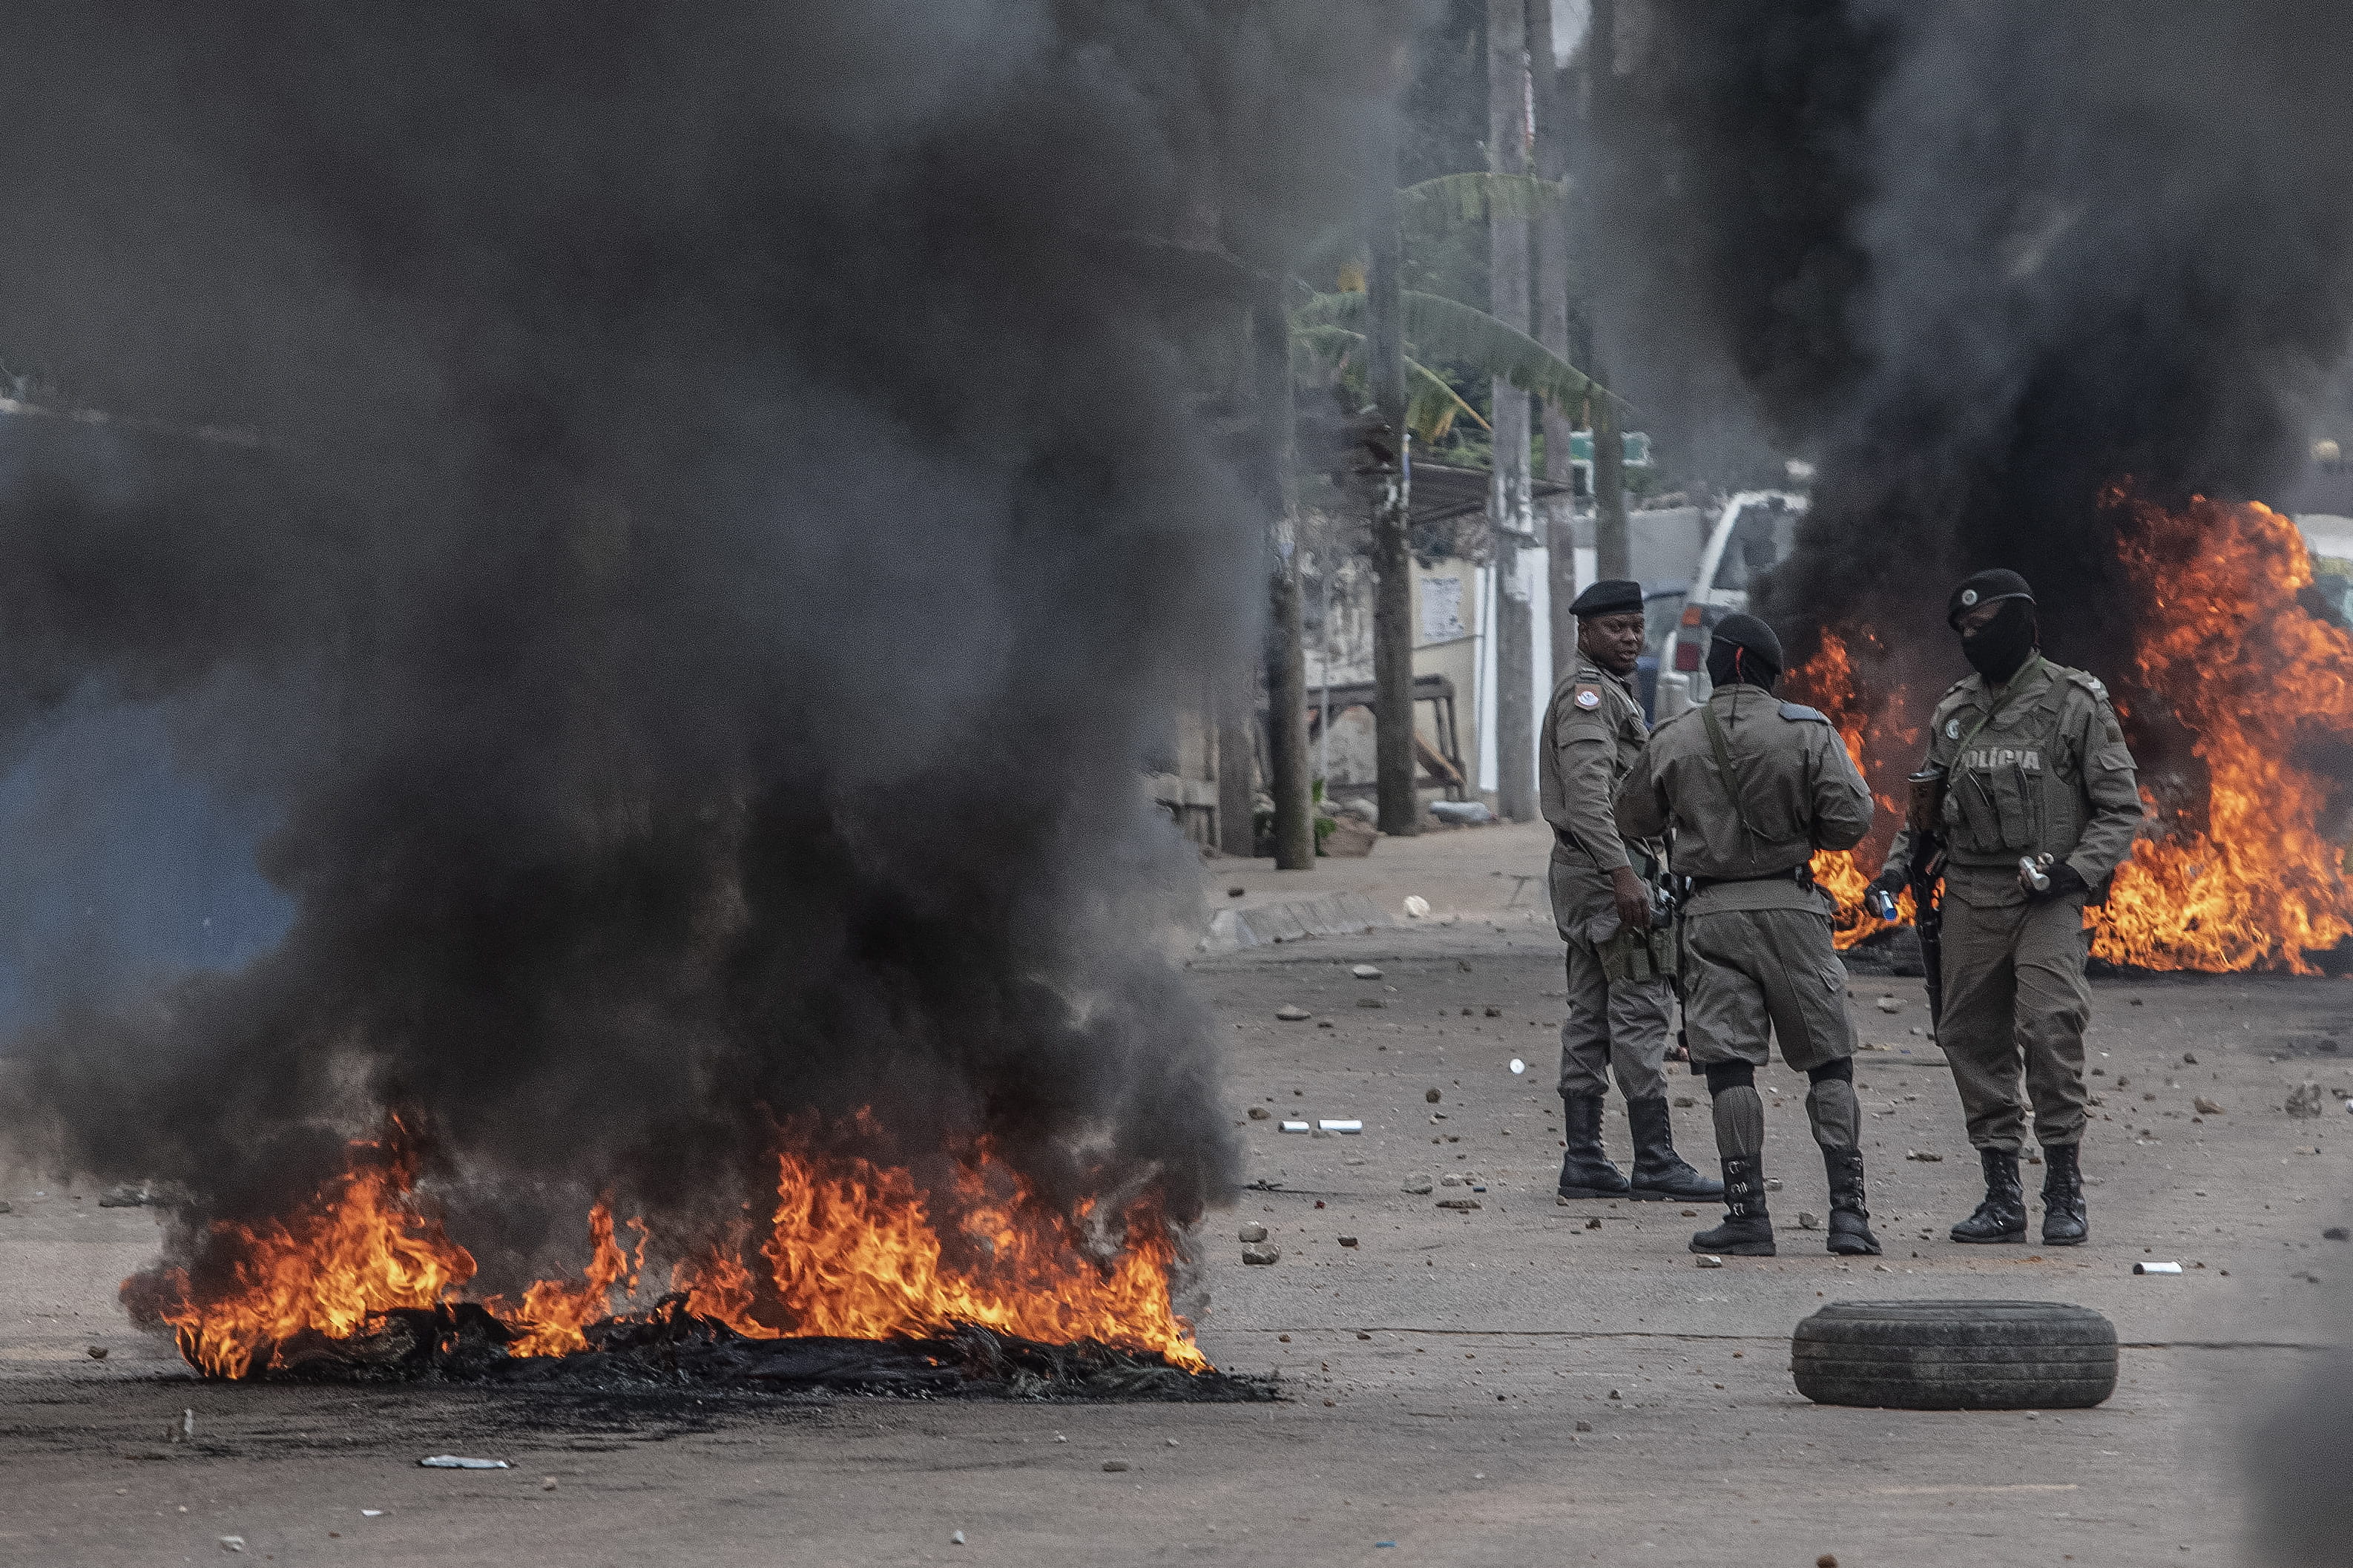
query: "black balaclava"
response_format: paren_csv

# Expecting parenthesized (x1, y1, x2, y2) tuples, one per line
(1960, 599, 2038, 683)
(1705, 612, 1783, 691)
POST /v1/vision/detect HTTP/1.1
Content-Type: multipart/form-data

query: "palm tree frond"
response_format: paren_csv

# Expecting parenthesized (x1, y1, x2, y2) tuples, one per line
(1398, 171, 1567, 226)
(1406, 357, 1487, 440)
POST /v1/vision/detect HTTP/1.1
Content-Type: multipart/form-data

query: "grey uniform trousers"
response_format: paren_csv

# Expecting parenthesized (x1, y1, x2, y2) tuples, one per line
(1551, 857, 1672, 1102)
(1937, 884, 2093, 1152)
(1679, 905, 1856, 1074)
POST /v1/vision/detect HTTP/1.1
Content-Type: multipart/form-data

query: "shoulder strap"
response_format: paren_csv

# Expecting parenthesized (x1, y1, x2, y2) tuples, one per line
(1698, 699, 1760, 840)
(1949, 653, 2046, 760)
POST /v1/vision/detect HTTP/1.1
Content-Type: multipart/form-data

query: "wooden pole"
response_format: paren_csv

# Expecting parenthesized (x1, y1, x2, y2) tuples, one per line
(1254, 295, 1314, 870)
(1488, 0, 1538, 824)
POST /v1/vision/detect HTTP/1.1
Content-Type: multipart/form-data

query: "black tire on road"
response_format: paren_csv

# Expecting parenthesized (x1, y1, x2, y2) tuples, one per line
(1791, 1299, 2117, 1411)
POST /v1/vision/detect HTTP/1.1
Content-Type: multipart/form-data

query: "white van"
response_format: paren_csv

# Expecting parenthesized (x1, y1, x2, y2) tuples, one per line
(1644, 490, 1806, 722)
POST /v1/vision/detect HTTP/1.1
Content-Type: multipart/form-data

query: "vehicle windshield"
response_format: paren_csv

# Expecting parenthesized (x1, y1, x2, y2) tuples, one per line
(1642, 590, 1687, 654)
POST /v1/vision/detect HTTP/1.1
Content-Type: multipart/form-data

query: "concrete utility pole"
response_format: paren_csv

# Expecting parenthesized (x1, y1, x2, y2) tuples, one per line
(1254, 294, 1315, 870)
(1366, 119, 1421, 839)
(1487, 0, 1538, 824)
(1584, 0, 1630, 582)
(1216, 670, 1255, 857)
(1530, 0, 1579, 684)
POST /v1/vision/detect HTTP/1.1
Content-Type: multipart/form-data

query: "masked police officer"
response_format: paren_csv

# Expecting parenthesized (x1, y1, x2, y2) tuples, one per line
(1614, 613, 1879, 1256)
(1868, 570, 2144, 1247)
(1539, 579, 1719, 1203)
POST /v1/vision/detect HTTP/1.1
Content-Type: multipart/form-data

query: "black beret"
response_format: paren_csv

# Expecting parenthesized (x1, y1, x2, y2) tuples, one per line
(1570, 579, 1644, 618)
(1947, 569, 2034, 628)
(1708, 612, 1783, 671)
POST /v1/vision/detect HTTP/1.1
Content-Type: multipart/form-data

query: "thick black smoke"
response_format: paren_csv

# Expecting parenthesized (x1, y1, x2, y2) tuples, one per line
(1597, 0, 2353, 667)
(0, 4, 1414, 1296)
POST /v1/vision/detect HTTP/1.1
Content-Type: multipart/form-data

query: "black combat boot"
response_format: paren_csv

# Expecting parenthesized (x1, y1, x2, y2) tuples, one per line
(1627, 1097, 1725, 1202)
(1949, 1147, 2028, 1243)
(1821, 1145, 1881, 1256)
(1688, 1156, 1774, 1256)
(2040, 1142, 2088, 1246)
(1556, 1093, 1631, 1199)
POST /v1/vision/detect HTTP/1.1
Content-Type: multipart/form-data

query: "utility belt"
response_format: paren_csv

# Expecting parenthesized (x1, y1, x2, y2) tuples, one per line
(1685, 862, 1814, 895)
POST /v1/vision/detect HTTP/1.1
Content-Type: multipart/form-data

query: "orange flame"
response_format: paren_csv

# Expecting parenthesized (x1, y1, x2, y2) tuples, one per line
(136, 1128, 476, 1378)
(134, 1119, 1207, 1377)
(2087, 493, 2353, 972)
(1786, 493, 2353, 974)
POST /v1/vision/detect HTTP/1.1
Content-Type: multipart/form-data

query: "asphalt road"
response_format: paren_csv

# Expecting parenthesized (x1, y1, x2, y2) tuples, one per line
(4, 823, 2349, 1566)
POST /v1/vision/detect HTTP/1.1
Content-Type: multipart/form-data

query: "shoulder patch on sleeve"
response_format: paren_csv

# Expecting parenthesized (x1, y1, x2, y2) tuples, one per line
(2061, 667, 2109, 701)
(1572, 685, 1602, 711)
(1777, 702, 1831, 724)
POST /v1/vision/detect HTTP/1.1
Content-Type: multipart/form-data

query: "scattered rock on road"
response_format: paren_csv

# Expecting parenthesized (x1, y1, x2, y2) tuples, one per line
(1239, 1222, 1268, 1243)
(1247, 1106, 1270, 1120)
(1906, 1150, 1944, 1162)
(1102, 1460, 1131, 1473)
(1797, 1212, 1822, 1231)
(1435, 1199, 1482, 1211)
(1876, 996, 1903, 1013)
(1402, 1173, 1435, 1193)
(1275, 1005, 1312, 1022)
(1352, 964, 1384, 979)
(86, 1345, 107, 1360)
(1696, 1255, 1724, 1268)
(1338, 1235, 1359, 1248)
(1673, 1096, 1696, 1108)
(2194, 1096, 2224, 1115)
(2326, 1227, 2349, 1242)
(1358, 998, 1385, 1009)
(1241, 1245, 1281, 1265)
(1426, 1087, 1443, 1104)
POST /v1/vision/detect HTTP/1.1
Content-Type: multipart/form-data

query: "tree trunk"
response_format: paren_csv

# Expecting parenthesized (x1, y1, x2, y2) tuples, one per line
(1530, 1, 1579, 685)
(1366, 125, 1421, 839)
(1593, 372, 1629, 579)
(1487, 0, 1537, 824)
(1216, 668, 1256, 857)
(1254, 296, 1314, 870)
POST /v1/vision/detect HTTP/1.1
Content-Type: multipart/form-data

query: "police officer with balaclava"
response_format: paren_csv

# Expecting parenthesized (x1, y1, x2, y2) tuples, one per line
(1868, 570, 2145, 1246)
(1614, 613, 1879, 1256)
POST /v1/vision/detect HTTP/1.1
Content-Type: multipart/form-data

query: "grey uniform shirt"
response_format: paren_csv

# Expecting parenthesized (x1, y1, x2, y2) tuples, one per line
(1613, 685, 1875, 914)
(1878, 656, 2144, 906)
(1540, 658, 1653, 875)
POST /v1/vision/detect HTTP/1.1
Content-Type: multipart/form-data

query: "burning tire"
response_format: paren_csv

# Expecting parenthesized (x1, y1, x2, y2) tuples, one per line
(1791, 1299, 2116, 1410)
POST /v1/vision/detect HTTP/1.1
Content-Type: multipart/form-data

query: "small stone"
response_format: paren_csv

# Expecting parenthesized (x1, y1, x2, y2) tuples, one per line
(0, 1201, 10, 1214)
(541, 1478, 558, 1492)
(1876, 996, 1903, 1013)
(1352, 963, 1384, 979)
(1358, 1331, 1373, 1340)
(1695, 1255, 1724, 1268)
(1358, 997, 1385, 1009)
(2326, 1227, 2349, 1242)
(1435, 1198, 1482, 1211)
(1166, 1438, 1179, 1446)
(951, 1529, 967, 1545)
(1819, 1556, 1839, 1568)
(2194, 1096, 2224, 1115)
(1607, 1389, 1621, 1399)
(1241, 1245, 1281, 1265)
(1275, 1004, 1312, 1022)
(1227, 886, 1245, 898)
(1763, 1178, 1784, 1192)
(2182, 1052, 2196, 1064)
(1102, 1460, 1130, 1473)
(1484, 1005, 1503, 1018)
(1672, 1095, 1696, 1108)
(1426, 1087, 1444, 1104)
(219, 1540, 246, 1555)
(1797, 1212, 1822, 1231)
(1247, 1107, 1270, 1121)
(87, 1345, 108, 1360)
(1906, 1150, 1944, 1162)
(1574, 1420, 1593, 1432)
(1681, 1208, 1697, 1216)
(1441, 1173, 1464, 1187)
(1239, 1222, 1268, 1243)
(1337, 1235, 1359, 1248)
(1584, 1217, 1601, 1230)
(1873, 1262, 1892, 1272)
(1402, 1173, 1435, 1194)
(1317, 1020, 1335, 1030)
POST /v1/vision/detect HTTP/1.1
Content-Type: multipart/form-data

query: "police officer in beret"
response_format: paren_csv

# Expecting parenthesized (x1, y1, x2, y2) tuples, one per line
(1538, 579, 1720, 1203)
(1868, 570, 2145, 1246)
(1614, 613, 1880, 1256)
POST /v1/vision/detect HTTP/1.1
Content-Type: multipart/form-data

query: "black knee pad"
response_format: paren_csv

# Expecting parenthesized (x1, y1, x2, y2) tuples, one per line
(1807, 1058, 1854, 1086)
(1703, 1061, 1756, 1095)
